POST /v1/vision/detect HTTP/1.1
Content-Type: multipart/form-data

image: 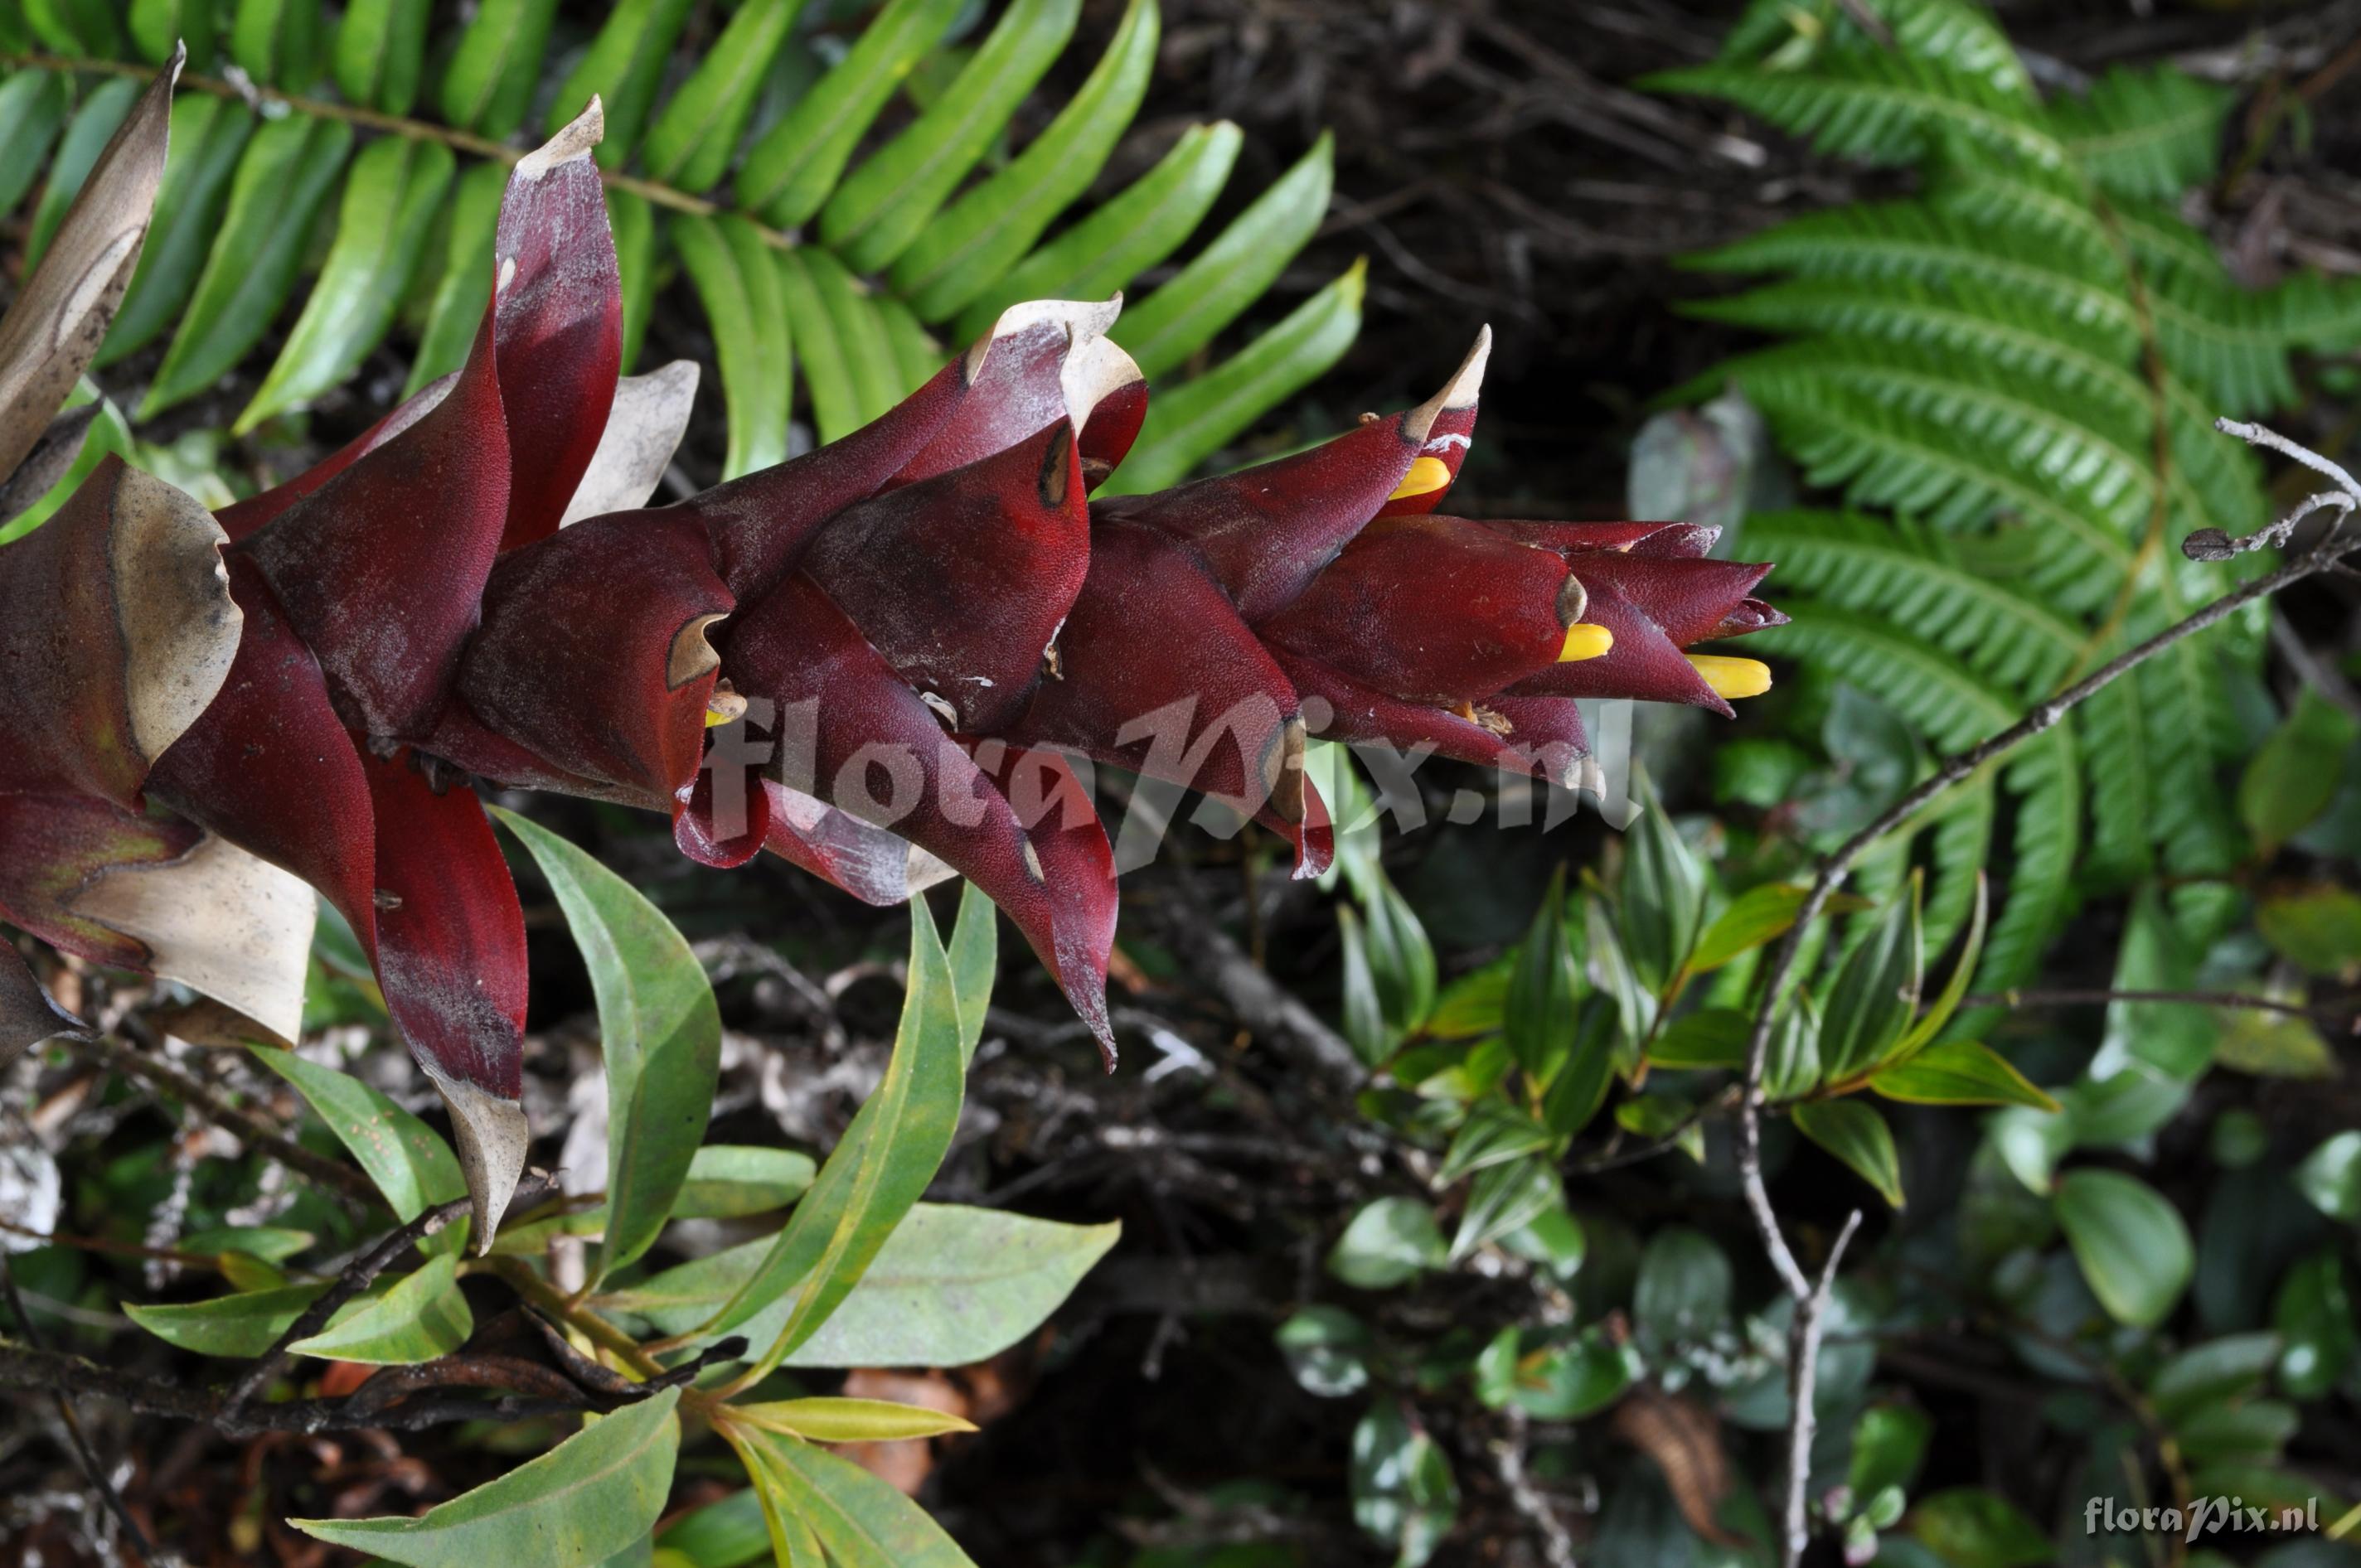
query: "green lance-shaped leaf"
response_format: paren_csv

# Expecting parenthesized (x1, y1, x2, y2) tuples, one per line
(405, 160, 507, 398)
(774, 248, 861, 446)
(230, 0, 322, 88)
(1505, 866, 1579, 1083)
(818, 0, 1081, 276)
(1817, 873, 1923, 1082)
(1617, 767, 1708, 995)
(948, 878, 997, 1067)
(610, 187, 656, 372)
(1436, 1101, 1554, 1188)
(671, 213, 791, 478)
(1869, 1038, 2055, 1111)
(293, 1387, 681, 1566)
(1540, 996, 1617, 1137)
(597, 1203, 1113, 1368)
(248, 1043, 470, 1255)
(1452, 1156, 1562, 1261)
(875, 293, 944, 397)
(439, 0, 560, 141)
(1690, 883, 1814, 975)
(492, 809, 721, 1284)
(734, 0, 966, 226)
(130, 0, 215, 70)
(22, 0, 123, 56)
(744, 1435, 977, 1568)
(143, 112, 351, 419)
(24, 77, 138, 275)
(0, 71, 70, 225)
(99, 95, 255, 367)
(2054, 1167, 2194, 1328)
(739, 1398, 977, 1444)
(1364, 865, 1438, 1038)
(638, 0, 806, 194)
(494, 1145, 817, 1254)
(890, 0, 1161, 323)
(2242, 690, 2359, 855)
(238, 136, 454, 433)
(1645, 1007, 1750, 1071)
(703, 898, 965, 1380)
(1792, 1098, 1904, 1207)
(804, 246, 904, 426)
(954, 119, 1242, 343)
(1889, 869, 1985, 1059)
(550, 0, 695, 167)
(1106, 256, 1366, 493)
(289, 1251, 473, 1364)
(1113, 132, 1334, 381)
(332, 0, 431, 113)
(126, 1281, 328, 1356)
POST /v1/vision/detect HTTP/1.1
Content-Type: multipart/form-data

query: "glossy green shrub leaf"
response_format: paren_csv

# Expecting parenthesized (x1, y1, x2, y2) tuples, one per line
(608, 186, 657, 372)
(1435, 1101, 1554, 1188)
(24, 77, 137, 275)
(1114, 132, 1334, 380)
(1364, 868, 1437, 1038)
(1329, 1196, 1445, 1290)
(744, 1436, 975, 1568)
(130, 0, 213, 69)
(2257, 886, 2361, 979)
(248, 1043, 468, 1254)
(1505, 867, 1579, 1082)
(494, 809, 720, 1284)
(1907, 1487, 2049, 1568)
(405, 160, 507, 397)
(705, 900, 965, 1378)
(740, 1398, 976, 1443)
(0, 71, 70, 224)
(954, 119, 1242, 342)
(891, 0, 1159, 322)
(1336, 903, 1389, 1067)
(639, 0, 804, 194)
(2293, 1130, 2361, 1221)
(1793, 1098, 1904, 1207)
(1350, 1400, 1457, 1568)
(948, 879, 997, 1066)
(293, 1388, 681, 1566)
(2275, 1250, 2358, 1400)
(1849, 1403, 1932, 1498)
(332, 0, 429, 113)
(1690, 883, 1812, 974)
(1276, 1305, 1373, 1397)
(439, 0, 560, 141)
(230, 0, 322, 88)
(1870, 1039, 2056, 1110)
(819, 0, 1079, 275)
(99, 94, 253, 367)
(671, 1145, 816, 1216)
(1633, 1226, 1733, 1343)
(2054, 1168, 2192, 1328)
(143, 112, 351, 419)
(736, 0, 966, 226)
(238, 136, 453, 432)
(2242, 691, 2358, 854)
(1646, 1007, 1750, 1071)
(1108, 256, 1367, 492)
(1619, 773, 1709, 993)
(125, 1281, 327, 1356)
(288, 1252, 472, 1364)
(671, 213, 791, 478)
(550, 0, 696, 166)
(1819, 874, 1923, 1081)
(1450, 1157, 1559, 1261)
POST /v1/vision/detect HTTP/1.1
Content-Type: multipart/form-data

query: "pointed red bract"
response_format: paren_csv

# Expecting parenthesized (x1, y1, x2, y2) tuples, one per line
(0, 791, 201, 970)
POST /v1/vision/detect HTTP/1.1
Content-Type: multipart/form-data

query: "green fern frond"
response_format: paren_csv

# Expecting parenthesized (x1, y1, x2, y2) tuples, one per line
(2044, 62, 2231, 201)
(1719, 0, 2030, 102)
(1976, 728, 2082, 993)
(1650, 48, 2059, 173)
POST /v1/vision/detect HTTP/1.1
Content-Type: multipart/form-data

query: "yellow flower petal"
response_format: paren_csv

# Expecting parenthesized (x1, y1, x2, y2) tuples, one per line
(1386, 455, 1452, 501)
(1559, 623, 1614, 662)
(1687, 654, 1772, 699)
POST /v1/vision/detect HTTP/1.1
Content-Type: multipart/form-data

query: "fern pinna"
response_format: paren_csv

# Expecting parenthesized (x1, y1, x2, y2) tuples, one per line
(0, 0, 1356, 497)
(1652, 0, 2361, 1005)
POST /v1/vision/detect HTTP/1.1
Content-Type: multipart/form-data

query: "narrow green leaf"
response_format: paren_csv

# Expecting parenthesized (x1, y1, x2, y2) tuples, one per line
(1113, 133, 1334, 380)
(1363, 869, 1437, 1038)
(24, 78, 137, 275)
(954, 119, 1242, 343)
(609, 187, 656, 373)
(1450, 1156, 1562, 1261)
(493, 809, 721, 1284)
(875, 293, 943, 396)
(247, 1043, 468, 1253)
(639, 0, 806, 193)
(773, 247, 861, 445)
(1818, 874, 1923, 1080)
(735, 0, 966, 226)
(671, 1145, 815, 1218)
(229, 0, 322, 89)
(818, 0, 1081, 276)
(744, 1437, 977, 1568)
(1105, 256, 1366, 492)
(332, 0, 429, 112)
(2241, 690, 2359, 854)
(438, 0, 560, 140)
(0, 72, 69, 224)
(1435, 1101, 1554, 1187)
(289, 1252, 472, 1364)
(1892, 870, 1986, 1057)
(1870, 1039, 2057, 1111)
(802, 246, 904, 425)
(237, 136, 454, 432)
(126, 1281, 327, 1356)
(2148, 1332, 2281, 1425)
(99, 95, 255, 367)
(293, 1388, 682, 1566)
(2054, 1168, 2193, 1328)
(405, 160, 507, 398)
(1539, 996, 1617, 1137)
(130, 0, 215, 70)
(740, 1398, 977, 1444)
(707, 901, 966, 1380)
(548, 0, 696, 166)
(1792, 1098, 1905, 1207)
(143, 113, 351, 419)
(1505, 867, 1579, 1082)
(891, 0, 1160, 322)
(948, 879, 997, 1067)
(21, 0, 123, 56)
(1646, 1007, 1752, 1071)
(671, 213, 791, 478)
(1690, 883, 1811, 974)
(1618, 768, 1709, 993)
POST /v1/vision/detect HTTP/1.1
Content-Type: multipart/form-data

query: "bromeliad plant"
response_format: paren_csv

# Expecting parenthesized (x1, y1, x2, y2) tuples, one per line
(2, 83, 1789, 1246)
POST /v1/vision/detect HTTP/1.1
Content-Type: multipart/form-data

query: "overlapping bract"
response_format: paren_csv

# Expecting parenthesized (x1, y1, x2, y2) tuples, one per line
(0, 95, 1782, 1242)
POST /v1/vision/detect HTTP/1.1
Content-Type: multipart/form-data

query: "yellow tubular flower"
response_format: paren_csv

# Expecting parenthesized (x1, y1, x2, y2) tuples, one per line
(1686, 654, 1772, 699)
(1559, 623, 1614, 662)
(1386, 455, 1453, 501)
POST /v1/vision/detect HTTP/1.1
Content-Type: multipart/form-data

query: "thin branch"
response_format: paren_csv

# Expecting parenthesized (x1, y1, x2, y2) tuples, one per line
(2, 1256, 158, 1564)
(1490, 1405, 1578, 1568)
(1963, 986, 2361, 1033)
(1777, 1210, 1862, 1568)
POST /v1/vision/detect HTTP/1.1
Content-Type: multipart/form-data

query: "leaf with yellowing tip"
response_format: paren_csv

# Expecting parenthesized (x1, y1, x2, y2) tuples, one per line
(1792, 1098, 1904, 1207)
(1870, 1038, 2056, 1111)
(734, 1398, 978, 1444)
(740, 1434, 976, 1568)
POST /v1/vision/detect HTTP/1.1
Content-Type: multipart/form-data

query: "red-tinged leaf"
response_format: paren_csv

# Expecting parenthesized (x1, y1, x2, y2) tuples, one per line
(361, 749, 528, 1246)
(969, 739, 1117, 1064)
(1282, 649, 1587, 787)
(0, 457, 240, 807)
(236, 307, 510, 739)
(0, 791, 199, 970)
(0, 941, 84, 1067)
(1509, 579, 1729, 715)
(889, 298, 1122, 486)
(1549, 549, 1774, 646)
(1100, 328, 1488, 623)
(1374, 400, 1477, 520)
(802, 419, 1088, 734)
(491, 100, 623, 549)
(1263, 515, 1572, 704)
(455, 511, 729, 804)
(761, 779, 928, 907)
(1011, 519, 1306, 828)
(729, 570, 1113, 1060)
(1489, 520, 1709, 557)
(672, 751, 772, 869)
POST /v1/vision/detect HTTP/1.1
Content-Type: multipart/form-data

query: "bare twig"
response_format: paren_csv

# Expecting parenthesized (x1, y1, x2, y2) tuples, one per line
(2, 1256, 158, 1564)
(1777, 1211, 1863, 1568)
(1141, 881, 1366, 1091)
(1490, 1405, 1578, 1568)
(1963, 986, 2361, 1033)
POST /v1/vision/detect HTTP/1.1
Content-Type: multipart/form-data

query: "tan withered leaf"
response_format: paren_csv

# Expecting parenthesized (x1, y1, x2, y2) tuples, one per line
(1609, 1386, 1742, 1546)
(0, 43, 181, 483)
(558, 361, 701, 526)
(0, 404, 99, 526)
(0, 941, 86, 1069)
